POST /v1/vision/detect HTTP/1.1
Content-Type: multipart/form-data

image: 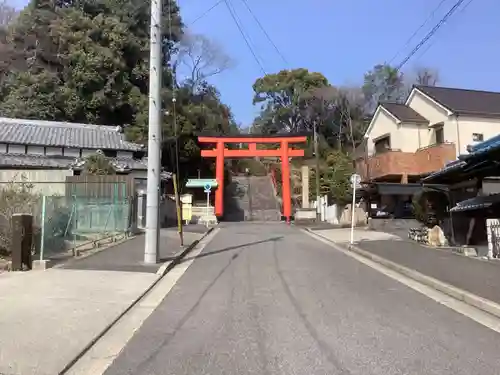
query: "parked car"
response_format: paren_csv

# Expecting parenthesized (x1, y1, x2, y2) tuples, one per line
(371, 202, 414, 219)
(370, 206, 392, 218)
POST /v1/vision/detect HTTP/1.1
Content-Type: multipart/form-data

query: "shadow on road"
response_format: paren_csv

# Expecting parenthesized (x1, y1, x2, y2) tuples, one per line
(130, 234, 283, 372)
(182, 236, 284, 263)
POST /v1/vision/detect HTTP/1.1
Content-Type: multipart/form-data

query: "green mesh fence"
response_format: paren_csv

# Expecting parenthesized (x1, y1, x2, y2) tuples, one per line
(39, 195, 130, 259)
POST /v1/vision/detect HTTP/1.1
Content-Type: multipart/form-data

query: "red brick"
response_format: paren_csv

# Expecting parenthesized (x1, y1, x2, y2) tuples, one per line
(355, 143, 456, 181)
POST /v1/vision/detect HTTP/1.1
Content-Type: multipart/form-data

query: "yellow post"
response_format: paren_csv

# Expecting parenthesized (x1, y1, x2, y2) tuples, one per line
(173, 173, 184, 246)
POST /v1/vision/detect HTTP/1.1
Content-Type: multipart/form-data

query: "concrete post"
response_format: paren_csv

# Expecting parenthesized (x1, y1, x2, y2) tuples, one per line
(144, 0, 163, 264)
(301, 165, 309, 208)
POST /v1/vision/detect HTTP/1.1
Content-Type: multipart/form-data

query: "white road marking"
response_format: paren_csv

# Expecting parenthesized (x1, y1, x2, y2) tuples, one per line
(65, 228, 221, 375)
(305, 230, 500, 334)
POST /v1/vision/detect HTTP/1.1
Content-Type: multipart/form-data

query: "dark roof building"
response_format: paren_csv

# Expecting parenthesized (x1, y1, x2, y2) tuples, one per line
(379, 102, 429, 124)
(0, 117, 144, 152)
(415, 85, 500, 118)
(0, 117, 148, 172)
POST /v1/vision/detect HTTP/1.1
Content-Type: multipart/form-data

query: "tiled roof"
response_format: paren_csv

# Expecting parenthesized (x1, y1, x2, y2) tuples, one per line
(450, 194, 500, 212)
(0, 118, 144, 151)
(421, 159, 467, 182)
(380, 102, 428, 123)
(416, 85, 500, 117)
(0, 153, 148, 170)
(464, 133, 500, 158)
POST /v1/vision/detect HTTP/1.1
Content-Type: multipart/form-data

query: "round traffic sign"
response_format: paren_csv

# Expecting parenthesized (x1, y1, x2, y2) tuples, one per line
(350, 174, 361, 185)
(204, 183, 211, 193)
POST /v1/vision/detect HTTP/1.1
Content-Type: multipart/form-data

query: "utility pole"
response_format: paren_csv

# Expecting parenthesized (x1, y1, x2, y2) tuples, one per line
(313, 121, 320, 220)
(144, 0, 163, 264)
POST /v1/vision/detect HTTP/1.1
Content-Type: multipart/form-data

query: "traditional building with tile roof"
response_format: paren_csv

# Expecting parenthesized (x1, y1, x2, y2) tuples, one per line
(0, 117, 152, 194)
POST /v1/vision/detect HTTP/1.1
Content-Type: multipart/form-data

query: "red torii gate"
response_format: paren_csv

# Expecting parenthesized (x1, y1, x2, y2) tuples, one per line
(199, 135, 307, 223)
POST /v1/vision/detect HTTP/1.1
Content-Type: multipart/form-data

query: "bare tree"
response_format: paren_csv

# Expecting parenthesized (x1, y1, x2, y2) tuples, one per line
(0, 0, 17, 28)
(173, 32, 233, 91)
(301, 85, 366, 152)
(301, 85, 338, 130)
(413, 66, 440, 86)
(336, 87, 365, 152)
(0, 1, 21, 83)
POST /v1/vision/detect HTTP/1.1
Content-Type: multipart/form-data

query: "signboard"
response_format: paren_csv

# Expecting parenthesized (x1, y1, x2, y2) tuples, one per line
(350, 174, 361, 188)
(186, 178, 218, 188)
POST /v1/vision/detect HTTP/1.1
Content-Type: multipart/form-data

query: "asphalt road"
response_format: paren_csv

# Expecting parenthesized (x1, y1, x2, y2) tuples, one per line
(104, 222, 500, 375)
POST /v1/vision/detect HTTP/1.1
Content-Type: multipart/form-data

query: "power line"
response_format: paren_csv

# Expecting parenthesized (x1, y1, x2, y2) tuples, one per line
(227, 0, 264, 66)
(223, 0, 266, 75)
(239, 0, 288, 66)
(395, 0, 468, 71)
(388, 0, 448, 65)
(189, 0, 224, 25)
(413, 0, 475, 63)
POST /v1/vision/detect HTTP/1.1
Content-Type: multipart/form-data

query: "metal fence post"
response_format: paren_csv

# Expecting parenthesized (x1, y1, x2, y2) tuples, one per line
(40, 195, 46, 261)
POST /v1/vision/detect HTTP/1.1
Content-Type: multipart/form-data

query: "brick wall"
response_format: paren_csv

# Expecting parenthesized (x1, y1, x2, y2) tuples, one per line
(414, 143, 456, 175)
(356, 143, 456, 181)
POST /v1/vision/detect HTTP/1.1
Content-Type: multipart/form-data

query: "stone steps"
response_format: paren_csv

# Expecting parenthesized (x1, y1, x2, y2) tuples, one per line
(224, 175, 281, 221)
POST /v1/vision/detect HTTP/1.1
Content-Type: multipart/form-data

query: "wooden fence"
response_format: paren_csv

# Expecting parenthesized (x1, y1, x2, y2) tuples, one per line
(65, 175, 136, 200)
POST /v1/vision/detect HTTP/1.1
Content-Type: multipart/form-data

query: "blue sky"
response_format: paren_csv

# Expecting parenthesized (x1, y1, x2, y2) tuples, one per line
(12, 0, 499, 127)
(180, 0, 498, 127)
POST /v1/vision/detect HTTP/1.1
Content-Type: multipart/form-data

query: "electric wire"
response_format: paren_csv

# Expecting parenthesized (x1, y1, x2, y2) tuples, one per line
(395, 0, 467, 71)
(227, 0, 265, 70)
(388, 0, 448, 65)
(223, 0, 266, 75)
(189, 0, 224, 25)
(239, 0, 288, 66)
(413, 0, 475, 63)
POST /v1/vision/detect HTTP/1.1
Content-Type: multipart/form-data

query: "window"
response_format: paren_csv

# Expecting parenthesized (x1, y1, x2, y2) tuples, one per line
(472, 133, 484, 142)
(374, 136, 391, 154)
(435, 127, 444, 144)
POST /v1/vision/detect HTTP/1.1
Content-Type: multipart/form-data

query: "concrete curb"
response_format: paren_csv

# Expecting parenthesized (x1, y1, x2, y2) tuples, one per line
(156, 227, 216, 276)
(306, 228, 500, 321)
(59, 226, 217, 375)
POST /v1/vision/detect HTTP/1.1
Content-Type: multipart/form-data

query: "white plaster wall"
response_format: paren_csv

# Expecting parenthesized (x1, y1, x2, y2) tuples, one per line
(398, 122, 425, 152)
(367, 109, 398, 155)
(407, 90, 448, 125)
(45, 147, 63, 156)
(454, 116, 500, 156)
(0, 169, 72, 195)
(64, 148, 80, 158)
(8, 144, 25, 154)
(27, 146, 45, 155)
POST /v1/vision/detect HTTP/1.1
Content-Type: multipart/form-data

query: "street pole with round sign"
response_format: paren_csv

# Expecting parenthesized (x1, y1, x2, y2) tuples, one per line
(349, 173, 361, 246)
(204, 183, 211, 228)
